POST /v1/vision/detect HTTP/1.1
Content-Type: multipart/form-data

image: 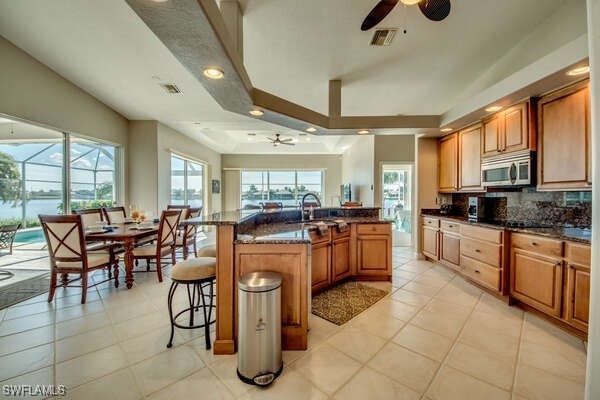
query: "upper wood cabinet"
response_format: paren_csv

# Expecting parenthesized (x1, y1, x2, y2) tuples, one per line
(438, 133, 458, 193)
(538, 81, 591, 191)
(458, 123, 483, 191)
(482, 102, 533, 158)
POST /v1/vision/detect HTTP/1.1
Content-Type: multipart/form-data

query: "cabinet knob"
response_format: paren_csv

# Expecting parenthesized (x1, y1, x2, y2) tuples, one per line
(531, 242, 538, 246)
(448, 224, 454, 228)
(566, 263, 572, 269)
(555, 261, 562, 267)
(475, 249, 481, 253)
(474, 270, 481, 274)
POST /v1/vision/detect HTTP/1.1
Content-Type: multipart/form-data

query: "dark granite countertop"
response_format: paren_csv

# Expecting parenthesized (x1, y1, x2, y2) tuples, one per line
(421, 211, 591, 244)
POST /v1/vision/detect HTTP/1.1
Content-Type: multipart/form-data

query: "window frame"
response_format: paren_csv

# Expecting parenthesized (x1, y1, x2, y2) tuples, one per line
(170, 153, 206, 207)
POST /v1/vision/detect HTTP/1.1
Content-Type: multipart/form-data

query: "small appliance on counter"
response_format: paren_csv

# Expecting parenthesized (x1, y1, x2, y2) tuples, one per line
(440, 204, 453, 215)
(467, 197, 486, 221)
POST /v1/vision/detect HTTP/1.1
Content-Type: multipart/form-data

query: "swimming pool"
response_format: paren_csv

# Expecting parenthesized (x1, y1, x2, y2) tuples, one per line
(14, 228, 45, 243)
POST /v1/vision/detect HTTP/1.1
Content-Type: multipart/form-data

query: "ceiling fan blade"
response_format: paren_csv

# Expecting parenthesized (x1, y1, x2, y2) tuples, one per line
(419, 0, 451, 22)
(361, 0, 399, 31)
(280, 138, 294, 142)
(280, 142, 295, 146)
(266, 137, 276, 142)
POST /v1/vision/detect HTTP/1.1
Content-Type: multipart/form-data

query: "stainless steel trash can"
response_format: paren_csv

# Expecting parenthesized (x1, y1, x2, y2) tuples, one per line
(237, 271, 283, 386)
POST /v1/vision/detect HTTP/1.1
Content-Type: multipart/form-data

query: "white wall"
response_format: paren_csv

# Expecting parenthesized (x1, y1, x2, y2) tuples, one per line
(157, 123, 222, 214)
(221, 154, 343, 210)
(585, 0, 600, 398)
(341, 135, 375, 206)
(128, 121, 159, 214)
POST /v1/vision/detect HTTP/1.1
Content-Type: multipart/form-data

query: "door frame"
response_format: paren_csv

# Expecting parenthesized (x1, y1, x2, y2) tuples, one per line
(379, 162, 416, 248)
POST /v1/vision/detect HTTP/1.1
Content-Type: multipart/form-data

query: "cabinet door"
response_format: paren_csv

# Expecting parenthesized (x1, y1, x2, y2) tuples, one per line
(503, 103, 529, 153)
(439, 232, 460, 271)
(510, 248, 563, 317)
(538, 83, 590, 190)
(311, 242, 331, 294)
(459, 123, 483, 191)
(439, 133, 458, 192)
(482, 114, 501, 157)
(332, 237, 351, 283)
(357, 235, 391, 274)
(422, 227, 439, 260)
(565, 262, 590, 332)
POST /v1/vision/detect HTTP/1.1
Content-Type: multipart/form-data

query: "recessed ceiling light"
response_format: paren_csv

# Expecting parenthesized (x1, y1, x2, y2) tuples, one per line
(249, 109, 264, 116)
(440, 128, 453, 132)
(357, 130, 370, 135)
(306, 127, 317, 133)
(567, 66, 590, 76)
(400, 0, 420, 4)
(203, 67, 224, 80)
(485, 105, 503, 112)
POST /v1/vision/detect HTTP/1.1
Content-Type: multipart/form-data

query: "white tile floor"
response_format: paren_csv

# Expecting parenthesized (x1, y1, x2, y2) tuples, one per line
(0, 247, 587, 400)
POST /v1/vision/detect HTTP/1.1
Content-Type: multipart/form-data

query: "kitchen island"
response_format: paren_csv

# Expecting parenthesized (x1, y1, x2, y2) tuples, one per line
(183, 208, 392, 354)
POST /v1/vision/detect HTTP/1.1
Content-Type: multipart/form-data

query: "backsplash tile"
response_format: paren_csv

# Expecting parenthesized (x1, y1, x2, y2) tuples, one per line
(451, 189, 591, 227)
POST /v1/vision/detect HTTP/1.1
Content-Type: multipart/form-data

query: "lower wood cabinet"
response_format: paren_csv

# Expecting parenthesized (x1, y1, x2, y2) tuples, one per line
(510, 247, 563, 317)
(422, 226, 439, 260)
(564, 242, 591, 332)
(311, 240, 331, 294)
(332, 235, 351, 283)
(439, 231, 460, 271)
(357, 234, 391, 275)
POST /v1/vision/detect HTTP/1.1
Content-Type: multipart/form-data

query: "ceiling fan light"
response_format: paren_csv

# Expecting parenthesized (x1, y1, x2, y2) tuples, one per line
(400, 0, 421, 5)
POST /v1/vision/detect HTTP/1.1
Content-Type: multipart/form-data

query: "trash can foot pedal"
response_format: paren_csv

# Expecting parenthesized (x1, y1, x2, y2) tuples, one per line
(237, 363, 283, 386)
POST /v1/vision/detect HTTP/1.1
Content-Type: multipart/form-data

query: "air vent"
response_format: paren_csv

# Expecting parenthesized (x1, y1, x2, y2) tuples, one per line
(370, 28, 397, 46)
(161, 83, 182, 94)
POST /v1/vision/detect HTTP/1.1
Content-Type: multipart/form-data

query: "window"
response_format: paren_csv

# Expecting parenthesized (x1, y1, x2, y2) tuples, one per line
(170, 154, 204, 207)
(0, 119, 122, 227)
(240, 170, 323, 208)
(70, 137, 118, 211)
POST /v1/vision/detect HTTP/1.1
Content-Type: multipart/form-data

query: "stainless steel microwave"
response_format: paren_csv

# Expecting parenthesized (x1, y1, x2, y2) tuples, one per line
(481, 153, 533, 187)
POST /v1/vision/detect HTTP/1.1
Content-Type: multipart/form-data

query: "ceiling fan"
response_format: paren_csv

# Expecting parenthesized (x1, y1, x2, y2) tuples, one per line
(267, 134, 295, 147)
(361, 0, 451, 31)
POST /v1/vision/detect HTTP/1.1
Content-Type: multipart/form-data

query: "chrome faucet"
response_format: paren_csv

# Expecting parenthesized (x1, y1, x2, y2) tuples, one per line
(301, 192, 321, 221)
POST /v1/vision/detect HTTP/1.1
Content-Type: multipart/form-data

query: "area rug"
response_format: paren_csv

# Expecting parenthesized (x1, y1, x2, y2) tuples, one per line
(311, 281, 388, 325)
(0, 271, 50, 309)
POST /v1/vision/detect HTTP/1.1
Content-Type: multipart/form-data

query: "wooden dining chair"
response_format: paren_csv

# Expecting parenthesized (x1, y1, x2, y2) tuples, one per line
(39, 214, 119, 304)
(102, 206, 127, 224)
(72, 208, 104, 229)
(175, 207, 202, 260)
(132, 210, 181, 282)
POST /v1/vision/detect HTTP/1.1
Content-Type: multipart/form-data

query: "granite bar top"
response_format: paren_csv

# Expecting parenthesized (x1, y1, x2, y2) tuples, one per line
(421, 210, 591, 244)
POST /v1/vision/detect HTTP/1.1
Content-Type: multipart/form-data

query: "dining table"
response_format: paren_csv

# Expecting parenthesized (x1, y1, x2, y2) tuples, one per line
(85, 223, 158, 289)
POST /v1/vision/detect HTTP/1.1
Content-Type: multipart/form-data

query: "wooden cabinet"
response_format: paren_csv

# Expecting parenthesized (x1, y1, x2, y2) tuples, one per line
(439, 133, 458, 193)
(439, 231, 460, 271)
(538, 81, 591, 190)
(356, 223, 392, 276)
(482, 102, 532, 158)
(458, 123, 483, 191)
(460, 224, 504, 292)
(332, 232, 351, 283)
(564, 242, 591, 332)
(510, 247, 563, 317)
(422, 217, 440, 260)
(311, 240, 331, 294)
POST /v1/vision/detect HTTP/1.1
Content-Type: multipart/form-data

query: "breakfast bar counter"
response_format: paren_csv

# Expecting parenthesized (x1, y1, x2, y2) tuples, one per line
(183, 207, 390, 354)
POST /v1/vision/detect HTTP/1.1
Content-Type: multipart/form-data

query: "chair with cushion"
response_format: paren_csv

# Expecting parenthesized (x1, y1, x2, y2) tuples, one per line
(175, 207, 202, 260)
(39, 214, 119, 304)
(132, 210, 180, 282)
(102, 206, 127, 224)
(72, 208, 104, 230)
(167, 256, 216, 350)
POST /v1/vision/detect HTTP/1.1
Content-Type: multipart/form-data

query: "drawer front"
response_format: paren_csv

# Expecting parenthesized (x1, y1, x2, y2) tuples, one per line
(332, 227, 351, 241)
(460, 224, 502, 243)
(422, 217, 440, 229)
(357, 223, 391, 235)
(565, 242, 591, 266)
(440, 220, 460, 233)
(461, 255, 501, 291)
(460, 237, 501, 267)
(309, 230, 331, 245)
(511, 233, 563, 258)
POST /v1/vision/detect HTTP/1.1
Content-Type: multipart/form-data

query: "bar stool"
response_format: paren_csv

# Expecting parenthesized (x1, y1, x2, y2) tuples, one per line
(167, 257, 216, 350)
(197, 244, 216, 258)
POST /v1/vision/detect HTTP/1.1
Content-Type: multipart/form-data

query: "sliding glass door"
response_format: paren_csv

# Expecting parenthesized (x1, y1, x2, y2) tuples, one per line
(382, 164, 413, 247)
